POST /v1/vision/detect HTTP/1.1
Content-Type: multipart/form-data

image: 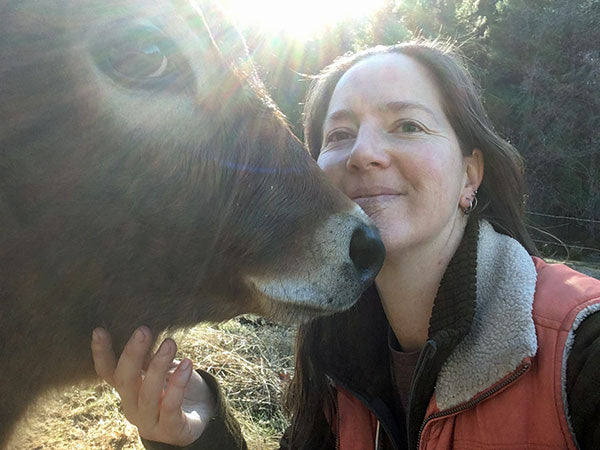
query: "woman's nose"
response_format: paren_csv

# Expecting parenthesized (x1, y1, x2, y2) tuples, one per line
(346, 130, 392, 172)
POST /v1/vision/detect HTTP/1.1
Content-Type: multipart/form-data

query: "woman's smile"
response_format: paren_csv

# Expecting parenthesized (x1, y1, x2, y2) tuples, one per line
(351, 193, 401, 212)
(349, 185, 403, 200)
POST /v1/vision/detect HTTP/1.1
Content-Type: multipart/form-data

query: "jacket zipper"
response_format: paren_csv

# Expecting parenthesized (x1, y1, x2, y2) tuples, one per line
(415, 362, 530, 450)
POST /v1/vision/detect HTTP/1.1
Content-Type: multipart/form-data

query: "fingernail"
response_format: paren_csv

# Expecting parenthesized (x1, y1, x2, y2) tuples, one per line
(177, 359, 192, 379)
(158, 340, 172, 355)
(92, 328, 100, 342)
(134, 328, 146, 342)
(179, 358, 191, 372)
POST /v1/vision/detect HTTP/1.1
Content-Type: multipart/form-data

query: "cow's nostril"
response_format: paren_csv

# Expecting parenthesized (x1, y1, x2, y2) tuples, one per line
(349, 224, 386, 282)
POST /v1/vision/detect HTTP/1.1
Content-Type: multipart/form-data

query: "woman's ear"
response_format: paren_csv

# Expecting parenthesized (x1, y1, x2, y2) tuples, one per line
(460, 149, 484, 210)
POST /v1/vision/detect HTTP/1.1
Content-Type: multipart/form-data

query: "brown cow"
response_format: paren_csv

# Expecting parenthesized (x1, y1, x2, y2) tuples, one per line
(0, 0, 384, 446)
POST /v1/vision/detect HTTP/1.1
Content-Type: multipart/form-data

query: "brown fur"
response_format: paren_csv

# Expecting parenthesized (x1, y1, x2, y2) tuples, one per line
(0, 0, 384, 445)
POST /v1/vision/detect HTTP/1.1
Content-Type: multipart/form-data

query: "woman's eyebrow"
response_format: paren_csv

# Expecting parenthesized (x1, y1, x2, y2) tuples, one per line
(326, 109, 357, 123)
(378, 101, 439, 122)
(327, 101, 440, 125)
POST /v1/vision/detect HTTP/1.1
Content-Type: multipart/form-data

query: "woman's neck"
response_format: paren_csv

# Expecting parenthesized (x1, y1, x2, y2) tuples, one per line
(376, 218, 467, 352)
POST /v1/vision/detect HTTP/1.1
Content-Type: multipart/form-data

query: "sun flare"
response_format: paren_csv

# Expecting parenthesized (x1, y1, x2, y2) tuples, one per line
(222, 0, 387, 40)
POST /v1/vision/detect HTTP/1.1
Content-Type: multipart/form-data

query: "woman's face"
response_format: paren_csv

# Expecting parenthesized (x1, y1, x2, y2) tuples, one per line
(317, 53, 481, 258)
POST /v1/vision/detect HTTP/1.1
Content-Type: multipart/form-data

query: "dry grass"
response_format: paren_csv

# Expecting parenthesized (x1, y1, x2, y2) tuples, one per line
(8, 262, 597, 450)
(9, 317, 296, 450)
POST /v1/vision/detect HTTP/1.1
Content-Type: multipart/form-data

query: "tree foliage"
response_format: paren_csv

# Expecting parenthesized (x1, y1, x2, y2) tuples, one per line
(242, 0, 600, 254)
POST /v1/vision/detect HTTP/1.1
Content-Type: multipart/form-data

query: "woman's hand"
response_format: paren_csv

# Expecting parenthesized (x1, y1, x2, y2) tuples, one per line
(91, 326, 216, 446)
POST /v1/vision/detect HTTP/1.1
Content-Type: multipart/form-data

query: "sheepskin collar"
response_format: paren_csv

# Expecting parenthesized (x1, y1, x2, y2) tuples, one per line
(312, 218, 538, 439)
(434, 220, 538, 410)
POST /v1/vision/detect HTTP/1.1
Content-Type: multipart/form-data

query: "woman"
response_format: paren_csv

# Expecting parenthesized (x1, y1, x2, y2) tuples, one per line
(92, 41, 600, 449)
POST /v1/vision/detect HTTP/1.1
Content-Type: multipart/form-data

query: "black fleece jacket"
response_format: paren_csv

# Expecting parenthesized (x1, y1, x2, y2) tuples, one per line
(143, 222, 600, 450)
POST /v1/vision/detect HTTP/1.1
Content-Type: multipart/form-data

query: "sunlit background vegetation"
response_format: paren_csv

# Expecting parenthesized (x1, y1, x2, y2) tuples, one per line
(226, 0, 600, 262)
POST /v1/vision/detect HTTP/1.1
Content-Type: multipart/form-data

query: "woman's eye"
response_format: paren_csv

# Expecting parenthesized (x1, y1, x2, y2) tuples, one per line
(394, 121, 424, 133)
(326, 130, 354, 143)
(92, 24, 182, 90)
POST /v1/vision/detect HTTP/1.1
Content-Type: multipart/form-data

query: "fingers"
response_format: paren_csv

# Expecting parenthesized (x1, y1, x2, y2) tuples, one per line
(91, 327, 209, 446)
(114, 326, 154, 418)
(138, 339, 179, 421)
(160, 358, 193, 423)
(91, 327, 118, 385)
(160, 359, 203, 445)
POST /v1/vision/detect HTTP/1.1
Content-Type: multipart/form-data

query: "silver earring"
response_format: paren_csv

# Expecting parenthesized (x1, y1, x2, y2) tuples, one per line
(463, 190, 478, 215)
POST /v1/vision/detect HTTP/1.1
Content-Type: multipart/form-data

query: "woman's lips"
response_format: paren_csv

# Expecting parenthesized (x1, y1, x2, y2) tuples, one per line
(348, 187, 402, 200)
(352, 194, 398, 201)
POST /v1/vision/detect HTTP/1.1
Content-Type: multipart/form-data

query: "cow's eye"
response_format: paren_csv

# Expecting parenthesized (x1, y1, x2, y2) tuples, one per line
(92, 24, 182, 90)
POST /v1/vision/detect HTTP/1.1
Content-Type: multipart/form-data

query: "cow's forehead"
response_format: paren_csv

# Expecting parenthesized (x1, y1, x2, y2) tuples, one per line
(3, 0, 245, 47)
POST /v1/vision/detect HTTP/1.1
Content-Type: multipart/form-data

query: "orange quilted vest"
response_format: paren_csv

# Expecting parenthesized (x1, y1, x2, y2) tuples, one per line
(334, 258, 600, 450)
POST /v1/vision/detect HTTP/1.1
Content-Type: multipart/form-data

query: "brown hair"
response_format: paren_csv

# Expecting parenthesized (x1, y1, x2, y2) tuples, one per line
(285, 40, 538, 448)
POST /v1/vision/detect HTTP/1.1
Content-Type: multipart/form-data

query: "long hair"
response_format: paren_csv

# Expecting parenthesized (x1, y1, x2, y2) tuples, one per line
(285, 40, 539, 449)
